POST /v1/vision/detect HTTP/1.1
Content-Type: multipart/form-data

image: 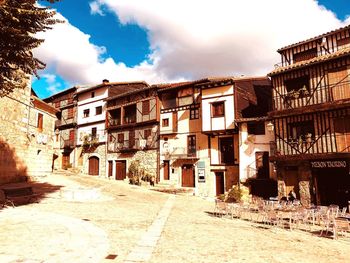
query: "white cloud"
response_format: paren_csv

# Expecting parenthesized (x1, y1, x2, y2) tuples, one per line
(41, 74, 62, 94)
(34, 0, 348, 92)
(89, 1, 105, 16)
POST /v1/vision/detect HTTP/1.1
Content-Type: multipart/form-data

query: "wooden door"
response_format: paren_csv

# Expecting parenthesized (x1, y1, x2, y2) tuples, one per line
(256, 152, 269, 179)
(88, 156, 99, 175)
(163, 161, 170, 180)
(215, 172, 225, 196)
(62, 153, 69, 169)
(115, 161, 126, 180)
(108, 161, 113, 177)
(329, 67, 350, 100)
(181, 164, 195, 187)
(284, 166, 299, 199)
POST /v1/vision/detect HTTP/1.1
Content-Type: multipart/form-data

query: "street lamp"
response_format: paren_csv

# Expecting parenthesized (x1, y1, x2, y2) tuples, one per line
(266, 121, 274, 133)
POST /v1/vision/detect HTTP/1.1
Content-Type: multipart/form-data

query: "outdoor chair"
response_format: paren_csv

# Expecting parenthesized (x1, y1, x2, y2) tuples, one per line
(265, 210, 281, 227)
(213, 199, 228, 218)
(331, 217, 350, 239)
(339, 207, 347, 217)
(328, 204, 339, 218)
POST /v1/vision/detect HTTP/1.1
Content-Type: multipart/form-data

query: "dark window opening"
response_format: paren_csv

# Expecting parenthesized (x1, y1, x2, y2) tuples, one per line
(293, 48, 317, 63)
(142, 100, 150, 115)
(124, 104, 136, 124)
(96, 106, 102, 115)
(91, 127, 97, 139)
(212, 101, 225, 117)
(219, 137, 234, 164)
(337, 37, 350, 48)
(284, 76, 310, 99)
(190, 108, 199, 120)
(288, 120, 314, 141)
(37, 113, 43, 132)
(129, 130, 135, 148)
(248, 122, 265, 135)
(161, 91, 177, 109)
(91, 92, 95, 98)
(187, 135, 196, 157)
(162, 118, 169, 127)
(83, 109, 90, 118)
(118, 133, 124, 143)
(109, 108, 121, 126)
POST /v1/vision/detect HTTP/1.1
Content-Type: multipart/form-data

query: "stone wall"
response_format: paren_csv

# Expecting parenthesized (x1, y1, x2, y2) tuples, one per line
(81, 144, 107, 177)
(0, 87, 57, 184)
(107, 149, 158, 179)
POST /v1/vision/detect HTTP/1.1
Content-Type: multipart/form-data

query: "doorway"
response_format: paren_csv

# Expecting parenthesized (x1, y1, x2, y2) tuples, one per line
(181, 164, 195, 187)
(88, 156, 99, 175)
(108, 161, 113, 177)
(163, 160, 170, 180)
(215, 172, 225, 196)
(115, 160, 126, 180)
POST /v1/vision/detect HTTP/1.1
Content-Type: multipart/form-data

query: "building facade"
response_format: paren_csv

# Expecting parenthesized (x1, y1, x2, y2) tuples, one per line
(106, 83, 159, 181)
(44, 87, 77, 170)
(269, 25, 350, 207)
(0, 85, 58, 184)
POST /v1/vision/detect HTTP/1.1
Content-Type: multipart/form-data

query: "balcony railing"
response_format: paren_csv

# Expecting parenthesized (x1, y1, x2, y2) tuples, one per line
(55, 117, 77, 127)
(108, 119, 121, 127)
(273, 81, 350, 111)
(108, 138, 151, 152)
(123, 116, 136, 124)
(271, 133, 350, 157)
(63, 139, 75, 148)
(161, 146, 197, 158)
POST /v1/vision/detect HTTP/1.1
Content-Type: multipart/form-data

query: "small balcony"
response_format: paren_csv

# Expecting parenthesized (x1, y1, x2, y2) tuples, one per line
(55, 117, 77, 128)
(63, 139, 75, 148)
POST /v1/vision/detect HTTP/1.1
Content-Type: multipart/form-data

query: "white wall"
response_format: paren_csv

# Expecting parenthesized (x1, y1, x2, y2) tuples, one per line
(202, 85, 235, 132)
(239, 121, 275, 182)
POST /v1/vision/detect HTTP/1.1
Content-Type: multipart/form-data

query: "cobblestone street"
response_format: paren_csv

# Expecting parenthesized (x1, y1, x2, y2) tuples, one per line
(0, 173, 350, 263)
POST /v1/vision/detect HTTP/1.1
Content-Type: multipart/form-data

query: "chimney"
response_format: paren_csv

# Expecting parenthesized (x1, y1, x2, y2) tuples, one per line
(102, 79, 109, 84)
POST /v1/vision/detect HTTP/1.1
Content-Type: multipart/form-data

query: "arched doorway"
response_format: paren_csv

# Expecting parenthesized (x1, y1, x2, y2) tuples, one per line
(88, 156, 99, 176)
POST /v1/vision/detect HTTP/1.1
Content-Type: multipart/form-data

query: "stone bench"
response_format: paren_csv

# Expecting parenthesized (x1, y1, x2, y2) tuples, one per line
(0, 183, 39, 206)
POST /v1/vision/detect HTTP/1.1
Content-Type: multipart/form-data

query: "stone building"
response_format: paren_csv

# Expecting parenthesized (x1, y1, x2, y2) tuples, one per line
(269, 25, 350, 207)
(0, 84, 58, 184)
(105, 83, 158, 181)
(43, 87, 77, 170)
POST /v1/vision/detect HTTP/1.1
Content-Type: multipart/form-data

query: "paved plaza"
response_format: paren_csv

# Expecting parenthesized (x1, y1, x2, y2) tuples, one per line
(0, 173, 350, 263)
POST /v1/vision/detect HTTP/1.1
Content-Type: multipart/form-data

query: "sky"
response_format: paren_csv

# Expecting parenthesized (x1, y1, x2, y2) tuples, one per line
(32, 0, 350, 99)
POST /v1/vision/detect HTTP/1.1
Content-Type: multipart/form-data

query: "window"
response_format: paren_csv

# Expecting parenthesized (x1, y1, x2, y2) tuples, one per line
(187, 135, 196, 157)
(288, 120, 314, 141)
(37, 113, 43, 132)
(96, 106, 102, 115)
(83, 109, 90, 118)
(91, 127, 97, 139)
(91, 92, 95, 98)
(247, 122, 265, 135)
(161, 91, 177, 109)
(293, 48, 317, 63)
(337, 37, 350, 48)
(284, 76, 310, 99)
(118, 133, 124, 143)
(144, 129, 152, 140)
(142, 100, 150, 115)
(67, 108, 74, 119)
(212, 101, 225, 117)
(190, 108, 199, 120)
(162, 118, 169, 127)
(219, 137, 234, 164)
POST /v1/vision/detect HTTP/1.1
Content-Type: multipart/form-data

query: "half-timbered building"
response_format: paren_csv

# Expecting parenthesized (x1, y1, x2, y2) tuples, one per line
(44, 87, 77, 170)
(105, 82, 159, 181)
(269, 25, 350, 207)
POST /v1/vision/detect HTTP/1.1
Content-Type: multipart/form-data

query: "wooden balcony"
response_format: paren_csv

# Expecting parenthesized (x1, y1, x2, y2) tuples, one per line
(55, 117, 77, 128)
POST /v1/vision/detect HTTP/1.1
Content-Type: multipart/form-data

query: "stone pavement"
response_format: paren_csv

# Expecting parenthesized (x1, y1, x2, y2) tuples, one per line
(0, 207, 109, 263)
(1, 173, 350, 263)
